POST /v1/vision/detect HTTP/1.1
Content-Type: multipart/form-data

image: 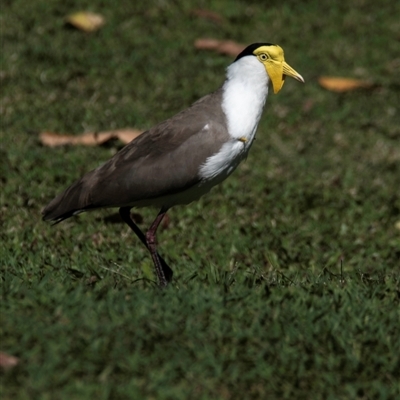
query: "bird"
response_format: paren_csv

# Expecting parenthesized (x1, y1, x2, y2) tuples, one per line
(42, 43, 304, 287)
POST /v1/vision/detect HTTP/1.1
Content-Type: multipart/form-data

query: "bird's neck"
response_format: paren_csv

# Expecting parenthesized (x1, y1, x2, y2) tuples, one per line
(222, 58, 269, 141)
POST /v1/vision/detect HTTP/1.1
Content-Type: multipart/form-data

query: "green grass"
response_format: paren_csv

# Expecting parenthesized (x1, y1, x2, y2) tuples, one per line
(1, 0, 400, 398)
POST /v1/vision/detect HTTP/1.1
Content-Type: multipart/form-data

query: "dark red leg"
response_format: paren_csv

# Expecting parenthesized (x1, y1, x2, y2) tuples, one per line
(119, 207, 172, 286)
(145, 209, 169, 287)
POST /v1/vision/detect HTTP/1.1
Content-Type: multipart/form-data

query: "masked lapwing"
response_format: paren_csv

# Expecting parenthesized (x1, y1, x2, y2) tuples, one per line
(42, 43, 304, 287)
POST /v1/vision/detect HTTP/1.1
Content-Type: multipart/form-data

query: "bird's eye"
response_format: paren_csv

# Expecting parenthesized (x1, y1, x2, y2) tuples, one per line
(259, 53, 269, 61)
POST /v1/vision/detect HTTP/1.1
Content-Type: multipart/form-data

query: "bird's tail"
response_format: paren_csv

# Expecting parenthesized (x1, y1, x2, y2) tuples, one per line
(42, 177, 95, 223)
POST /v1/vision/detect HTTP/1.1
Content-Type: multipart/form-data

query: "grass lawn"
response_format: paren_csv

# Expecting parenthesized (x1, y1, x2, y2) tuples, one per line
(1, 0, 400, 398)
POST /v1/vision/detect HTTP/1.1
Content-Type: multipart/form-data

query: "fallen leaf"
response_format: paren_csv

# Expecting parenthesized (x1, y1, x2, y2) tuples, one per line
(194, 38, 245, 57)
(191, 9, 225, 24)
(115, 129, 143, 144)
(39, 129, 143, 147)
(65, 11, 105, 33)
(40, 131, 112, 147)
(318, 76, 374, 92)
(0, 352, 19, 370)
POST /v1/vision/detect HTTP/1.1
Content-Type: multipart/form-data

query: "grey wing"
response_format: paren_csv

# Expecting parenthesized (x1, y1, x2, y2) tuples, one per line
(89, 120, 229, 207)
(42, 89, 229, 221)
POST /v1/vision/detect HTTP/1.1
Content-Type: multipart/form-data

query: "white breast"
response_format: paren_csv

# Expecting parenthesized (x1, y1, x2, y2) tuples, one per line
(199, 56, 270, 182)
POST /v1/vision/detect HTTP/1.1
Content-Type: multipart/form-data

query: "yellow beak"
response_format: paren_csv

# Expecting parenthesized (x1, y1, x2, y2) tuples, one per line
(265, 61, 305, 94)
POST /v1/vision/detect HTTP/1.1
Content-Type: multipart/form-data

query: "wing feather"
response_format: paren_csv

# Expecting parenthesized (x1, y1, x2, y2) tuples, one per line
(42, 88, 230, 221)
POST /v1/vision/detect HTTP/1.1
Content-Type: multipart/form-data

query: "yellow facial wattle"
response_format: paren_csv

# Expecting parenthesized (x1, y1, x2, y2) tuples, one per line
(253, 45, 304, 94)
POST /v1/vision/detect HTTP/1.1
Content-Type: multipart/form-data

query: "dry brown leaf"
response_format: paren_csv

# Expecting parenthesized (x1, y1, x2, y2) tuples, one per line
(40, 131, 112, 147)
(318, 76, 374, 92)
(65, 11, 105, 33)
(116, 129, 143, 144)
(191, 9, 225, 24)
(0, 352, 19, 370)
(39, 129, 143, 147)
(194, 39, 245, 57)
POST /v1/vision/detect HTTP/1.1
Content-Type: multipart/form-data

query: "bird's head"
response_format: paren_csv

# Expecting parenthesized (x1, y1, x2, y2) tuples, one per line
(235, 43, 304, 94)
